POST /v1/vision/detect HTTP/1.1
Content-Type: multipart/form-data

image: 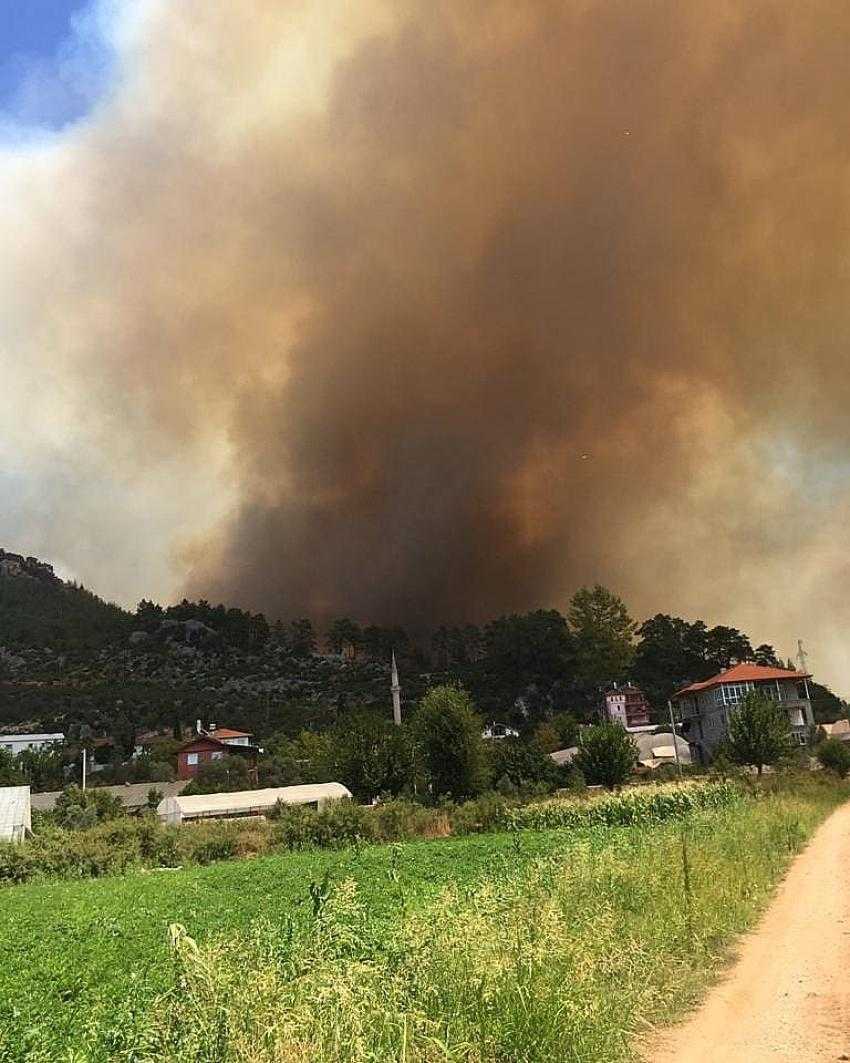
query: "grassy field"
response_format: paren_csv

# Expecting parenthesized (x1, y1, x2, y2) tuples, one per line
(0, 776, 845, 1062)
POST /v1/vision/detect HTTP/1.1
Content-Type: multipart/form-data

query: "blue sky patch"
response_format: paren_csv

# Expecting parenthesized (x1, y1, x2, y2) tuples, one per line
(0, 0, 115, 138)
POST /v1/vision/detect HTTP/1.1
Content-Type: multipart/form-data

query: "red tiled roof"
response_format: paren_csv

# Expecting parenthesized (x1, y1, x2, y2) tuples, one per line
(674, 662, 811, 699)
(208, 728, 252, 739)
(176, 735, 230, 754)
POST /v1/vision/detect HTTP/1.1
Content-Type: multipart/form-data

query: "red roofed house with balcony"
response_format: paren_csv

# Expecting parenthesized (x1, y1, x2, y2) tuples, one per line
(176, 725, 257, 780)
(672, 663, 814, 762)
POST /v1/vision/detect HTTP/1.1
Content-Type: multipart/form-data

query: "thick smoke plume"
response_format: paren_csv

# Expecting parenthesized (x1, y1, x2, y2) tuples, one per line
(4, 1, 850, 686)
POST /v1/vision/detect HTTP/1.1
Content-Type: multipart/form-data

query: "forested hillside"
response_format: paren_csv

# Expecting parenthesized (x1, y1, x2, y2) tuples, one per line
(0, 570, 128, 651)
(0, 551, 846, 754)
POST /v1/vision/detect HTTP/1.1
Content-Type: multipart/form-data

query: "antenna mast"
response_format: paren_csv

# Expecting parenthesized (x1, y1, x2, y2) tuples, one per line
(796, 639, 811, 700)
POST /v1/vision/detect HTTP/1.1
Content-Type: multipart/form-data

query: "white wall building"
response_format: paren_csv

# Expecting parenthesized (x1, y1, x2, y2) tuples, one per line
(0, 733, 64, 757)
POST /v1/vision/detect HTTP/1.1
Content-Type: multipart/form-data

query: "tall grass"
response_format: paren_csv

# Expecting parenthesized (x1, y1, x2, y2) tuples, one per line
(118, 777, 846, 1062)
(506, 779, 741, 831)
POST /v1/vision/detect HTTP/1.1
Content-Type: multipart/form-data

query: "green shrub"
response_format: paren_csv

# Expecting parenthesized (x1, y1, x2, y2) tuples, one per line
(574, 724, 638, 789)
(52, 785, 126, 830)
(175, 820, 276, 865)
(448, 792, 510, 835)
(370, 799, 441, 841)
(271, 799, 377, 850)
(816, 737, 850, 778)
(0, 842, 37, 884)
(416, 685, 490, 798)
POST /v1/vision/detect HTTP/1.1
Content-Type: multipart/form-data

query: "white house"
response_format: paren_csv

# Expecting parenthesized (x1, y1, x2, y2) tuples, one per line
(0, 786, 31, 843)
(673, 663, 814, 760)
(482, 722, 520, 740)
(0, 733, 64, 757)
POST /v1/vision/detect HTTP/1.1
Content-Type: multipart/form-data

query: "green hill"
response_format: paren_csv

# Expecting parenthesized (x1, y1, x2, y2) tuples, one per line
(0, 558, 128, 651)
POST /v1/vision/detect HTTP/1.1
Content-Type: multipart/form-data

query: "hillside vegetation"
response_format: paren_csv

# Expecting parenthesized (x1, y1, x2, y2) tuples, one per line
(0, 575, 127, 653)
(1, 557, 846, 779)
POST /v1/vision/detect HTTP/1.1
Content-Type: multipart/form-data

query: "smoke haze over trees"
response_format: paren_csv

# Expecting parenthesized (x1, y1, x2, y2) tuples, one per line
(4, 2, 850, 690)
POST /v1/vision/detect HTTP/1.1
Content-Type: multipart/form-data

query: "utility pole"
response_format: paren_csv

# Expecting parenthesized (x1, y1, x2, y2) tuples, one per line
(667, 700, 683, 779)
(82, 746, 87, 791)
(391, 650, 402, 727)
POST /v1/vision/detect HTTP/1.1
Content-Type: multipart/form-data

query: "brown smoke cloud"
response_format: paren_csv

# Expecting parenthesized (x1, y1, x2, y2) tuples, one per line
(4, 0, 850, 687)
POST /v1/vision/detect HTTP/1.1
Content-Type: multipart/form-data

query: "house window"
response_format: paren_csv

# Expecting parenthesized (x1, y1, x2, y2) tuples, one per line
(722, 682, 753, 706)
(211, 751, 223, 760)
(187, 753, 199, 766)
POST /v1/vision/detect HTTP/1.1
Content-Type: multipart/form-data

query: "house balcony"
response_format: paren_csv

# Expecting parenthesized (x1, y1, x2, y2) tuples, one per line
(677, 701, 700, 720)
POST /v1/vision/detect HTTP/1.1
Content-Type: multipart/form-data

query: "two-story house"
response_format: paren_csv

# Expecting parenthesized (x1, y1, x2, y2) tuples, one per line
(672, 663, 813, 761)
(176, 725, 257, 780)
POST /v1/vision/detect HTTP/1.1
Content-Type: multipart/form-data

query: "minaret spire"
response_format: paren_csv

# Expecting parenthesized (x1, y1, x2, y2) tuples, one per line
(391, 650, 402, 726)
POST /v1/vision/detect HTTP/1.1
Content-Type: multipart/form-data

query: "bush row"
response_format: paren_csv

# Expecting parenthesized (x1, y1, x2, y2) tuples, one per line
(0, 794, 515, 885)
(0, 782, 741, 887)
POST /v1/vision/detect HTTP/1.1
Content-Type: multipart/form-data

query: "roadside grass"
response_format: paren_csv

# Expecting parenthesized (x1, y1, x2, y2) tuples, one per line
(0, 774, 845, 1062)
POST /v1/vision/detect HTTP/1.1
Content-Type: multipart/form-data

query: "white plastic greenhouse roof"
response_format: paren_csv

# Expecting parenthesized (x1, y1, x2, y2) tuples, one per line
(0, 786, 31, 841)
(158, 783, 352, 821)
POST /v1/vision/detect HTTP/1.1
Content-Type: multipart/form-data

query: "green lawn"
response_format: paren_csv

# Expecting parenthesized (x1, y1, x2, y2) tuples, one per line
(0, 777, 846, 1062)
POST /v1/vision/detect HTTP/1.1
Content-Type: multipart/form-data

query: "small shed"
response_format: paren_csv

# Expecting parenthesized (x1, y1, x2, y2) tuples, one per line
(0, 786, 31, 843)
(157, 782, 352, 826)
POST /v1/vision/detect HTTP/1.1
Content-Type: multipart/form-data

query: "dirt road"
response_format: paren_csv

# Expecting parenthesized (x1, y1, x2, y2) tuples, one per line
(649, 802, 850, 1063)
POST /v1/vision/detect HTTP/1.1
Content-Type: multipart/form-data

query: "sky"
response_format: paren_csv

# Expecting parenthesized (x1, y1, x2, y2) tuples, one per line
(0, 0, 113, 138)
(1, 0, 850, 696)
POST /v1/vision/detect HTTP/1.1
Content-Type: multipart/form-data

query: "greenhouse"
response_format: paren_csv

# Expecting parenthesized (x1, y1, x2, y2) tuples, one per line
(157, 782, 352, 825)
(0, 786, 31, 843)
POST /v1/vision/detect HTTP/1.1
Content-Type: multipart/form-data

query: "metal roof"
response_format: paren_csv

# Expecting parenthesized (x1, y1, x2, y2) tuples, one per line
(158, 783, 352, 821)
(0, 786, 31, 840)
(31, 780, 190, 813)
(0, 733, 64, 744)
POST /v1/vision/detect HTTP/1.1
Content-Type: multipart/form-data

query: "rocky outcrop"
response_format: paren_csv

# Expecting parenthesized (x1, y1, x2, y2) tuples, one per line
(0, 549, 60, 584)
